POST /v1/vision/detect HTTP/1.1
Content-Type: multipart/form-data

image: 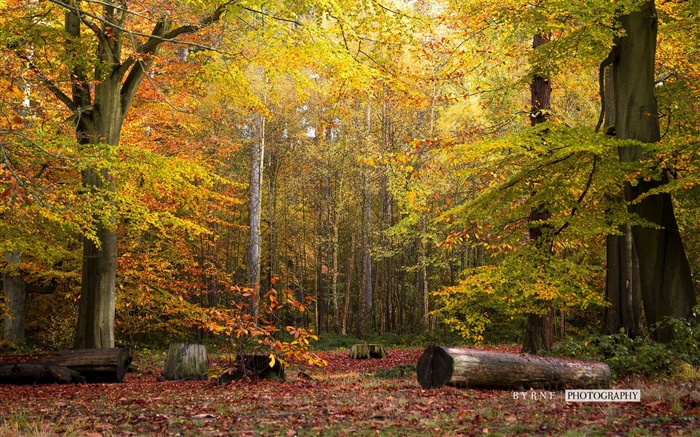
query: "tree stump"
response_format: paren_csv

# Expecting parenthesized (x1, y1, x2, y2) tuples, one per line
(162, 343, 208, 381)
(349, 344, 387, 359)
(217, 354, 285, 384)
(417, 345, 610, 390)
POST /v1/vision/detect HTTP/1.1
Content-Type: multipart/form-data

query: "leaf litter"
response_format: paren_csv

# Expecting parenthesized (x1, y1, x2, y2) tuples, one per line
(0, 347, 698, 435)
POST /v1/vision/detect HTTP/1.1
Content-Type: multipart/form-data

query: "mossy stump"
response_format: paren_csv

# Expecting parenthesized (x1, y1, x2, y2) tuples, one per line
(349, 344, 387, 359)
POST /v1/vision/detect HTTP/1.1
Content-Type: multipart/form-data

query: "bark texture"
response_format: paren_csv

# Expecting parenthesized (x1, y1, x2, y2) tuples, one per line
(417, 345, 610, 390)
(32, 348, 133, 382)
(612, 1, 696, 341)
(0, 364, 83, 384)
(162, 343, 209, 381)
(522, 33, 555, 354)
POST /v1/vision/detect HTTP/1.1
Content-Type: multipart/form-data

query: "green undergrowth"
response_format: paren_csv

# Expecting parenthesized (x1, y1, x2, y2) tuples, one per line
(546, 313, 700, 379)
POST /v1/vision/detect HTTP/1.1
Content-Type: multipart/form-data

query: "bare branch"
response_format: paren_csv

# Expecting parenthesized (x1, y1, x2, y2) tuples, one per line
(16, 52, 76, 111)
(239, 5, 301, 26)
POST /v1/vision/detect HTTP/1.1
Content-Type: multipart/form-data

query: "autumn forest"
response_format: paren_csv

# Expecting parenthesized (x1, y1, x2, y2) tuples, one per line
(1, 0, 699, 361)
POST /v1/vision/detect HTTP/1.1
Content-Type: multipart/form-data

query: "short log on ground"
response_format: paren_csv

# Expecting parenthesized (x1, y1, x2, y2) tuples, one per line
(349, 344, 387, 359)
(217, 354, 285, 384)
(417, 345, 610, 390)
(162, 343, 208, 381)
(29, 348, 132, 382)
(0, 363, 83, 384)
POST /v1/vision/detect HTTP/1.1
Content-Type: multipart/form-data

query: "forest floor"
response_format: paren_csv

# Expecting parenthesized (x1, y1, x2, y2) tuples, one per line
(1, 346, 699, 436)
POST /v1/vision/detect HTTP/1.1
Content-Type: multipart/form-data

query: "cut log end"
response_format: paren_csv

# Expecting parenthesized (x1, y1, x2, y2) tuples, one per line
(416, 345, 453, 389)
(417, 345, 610, 390)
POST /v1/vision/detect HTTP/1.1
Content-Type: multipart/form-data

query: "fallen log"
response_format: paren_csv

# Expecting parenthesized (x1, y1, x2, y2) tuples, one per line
(417, 345, 610, 390)
(349, 344, 387, 359)
(31, 348, 133, 382)
(162, 343, 208, 381)
(0, 363, 83, 384)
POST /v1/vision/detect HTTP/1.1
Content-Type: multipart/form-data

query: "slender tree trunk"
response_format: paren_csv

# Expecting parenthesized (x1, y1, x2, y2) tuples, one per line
(420, 215, 430, 330)
(247, 116, 265, 319)
(360, 100, 373, 332)
(361, 177, 373, 326)
(341, 228, 356, 336)
(612, 1, 696, 341)
(331, 218, 339, 332)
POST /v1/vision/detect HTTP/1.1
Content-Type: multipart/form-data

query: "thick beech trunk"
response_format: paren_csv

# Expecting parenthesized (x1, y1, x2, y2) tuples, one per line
(605, 228, 643, 336)
(162, 343, 208, 381)
(612, 1, 696, 341)
(417, 345, 610, 390)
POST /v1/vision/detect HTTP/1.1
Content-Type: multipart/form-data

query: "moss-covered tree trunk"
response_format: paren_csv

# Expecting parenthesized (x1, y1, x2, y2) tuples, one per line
(612, 1, 696, 341)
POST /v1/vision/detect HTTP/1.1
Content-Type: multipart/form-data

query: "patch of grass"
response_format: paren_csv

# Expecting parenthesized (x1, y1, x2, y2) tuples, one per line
(673, 362, 700, 383)
(0, 415, 89, 437)
(374, 363, 416, 379)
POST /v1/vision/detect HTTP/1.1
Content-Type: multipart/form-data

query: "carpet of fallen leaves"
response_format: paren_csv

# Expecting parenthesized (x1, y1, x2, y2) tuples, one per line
(1, 345, 699, 436)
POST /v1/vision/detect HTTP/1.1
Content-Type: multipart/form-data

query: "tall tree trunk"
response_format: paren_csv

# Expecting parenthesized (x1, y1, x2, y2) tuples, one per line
(341, 228, 356, 336)
(522, 34, 555, 354)
(2, 251, 26, 344)
(331, 218, 339, 332)
(420, 215, 430, 331)
(72, 7, 122, 349)
(361, 176, 373, 328)
(604, 64, 643, 338)
(612, 1, 696, 341)
(247, 116, 265, 320)
(47, 2, 226, 348)
(360, 100, 373, 332)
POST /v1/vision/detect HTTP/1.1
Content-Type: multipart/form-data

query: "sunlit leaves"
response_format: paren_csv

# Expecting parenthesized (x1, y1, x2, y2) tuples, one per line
(433, 246, 606, 343)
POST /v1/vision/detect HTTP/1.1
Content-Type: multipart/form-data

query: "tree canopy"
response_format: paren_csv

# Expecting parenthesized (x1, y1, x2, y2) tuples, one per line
(1, 0, 698, 353)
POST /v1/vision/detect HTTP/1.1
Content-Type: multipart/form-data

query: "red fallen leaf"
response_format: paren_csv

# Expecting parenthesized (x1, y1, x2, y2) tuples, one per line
(285, 429, 297, 437)
(646, 400, 665, 408)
